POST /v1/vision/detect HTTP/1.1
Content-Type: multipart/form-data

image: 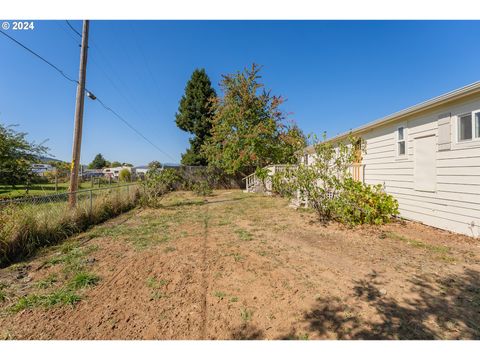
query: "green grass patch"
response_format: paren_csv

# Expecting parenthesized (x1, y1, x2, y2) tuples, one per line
(146, 277, 169, 289)
(213, 291, 226, 299)
(44, 243, 98, 274)
(235, 228, 253, 241)
(0, 289, 6, 302)
(36, 274, 57, 289)
(229, 296, 239, 303)
(9, 289, 81, 313)
(146, 276, 169, 300)
(285, 333, 310, 340)
(166, 199, 206, 208)
(386, 232, 451, 254)
(217, 219, 232, 226)
(230, 252, 244, 262)
(240, 308, 253, 321)
(91, 220, 172, 250)
(68, 272, 100, 290)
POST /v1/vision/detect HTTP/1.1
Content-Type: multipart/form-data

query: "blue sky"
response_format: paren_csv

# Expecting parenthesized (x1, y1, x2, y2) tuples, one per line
(1, 20, 480, 166)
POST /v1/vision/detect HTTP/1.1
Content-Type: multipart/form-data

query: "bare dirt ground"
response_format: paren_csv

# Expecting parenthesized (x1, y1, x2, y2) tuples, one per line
(1, 190, 479, 339)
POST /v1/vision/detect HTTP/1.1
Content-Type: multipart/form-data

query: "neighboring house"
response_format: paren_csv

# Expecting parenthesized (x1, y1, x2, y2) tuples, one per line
(31, 163, 55, 176)
(81, 169, 104, 179)
(103, 166, 131, 180)
(302, 81, 480, 237)
(132, 166, 149, 179)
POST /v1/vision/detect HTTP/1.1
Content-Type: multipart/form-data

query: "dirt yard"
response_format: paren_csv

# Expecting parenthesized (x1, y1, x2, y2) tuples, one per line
(0, 190, 479, 339)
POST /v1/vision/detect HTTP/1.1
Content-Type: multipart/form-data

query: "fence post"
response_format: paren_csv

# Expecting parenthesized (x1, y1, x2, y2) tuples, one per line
(89, 189, 93, 214)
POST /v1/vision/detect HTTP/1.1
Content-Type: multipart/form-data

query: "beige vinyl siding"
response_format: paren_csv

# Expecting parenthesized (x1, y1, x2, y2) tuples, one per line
(361, 97, 480, 237)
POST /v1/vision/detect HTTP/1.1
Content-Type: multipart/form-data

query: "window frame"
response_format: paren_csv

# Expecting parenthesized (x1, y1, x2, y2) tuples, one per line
(457, 110, 480, 143)
(396, 126, 407, 158)
(475, 111, 480, 139)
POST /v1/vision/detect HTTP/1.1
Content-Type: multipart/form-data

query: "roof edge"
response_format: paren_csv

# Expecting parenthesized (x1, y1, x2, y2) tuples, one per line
(304, 80, 480, 154)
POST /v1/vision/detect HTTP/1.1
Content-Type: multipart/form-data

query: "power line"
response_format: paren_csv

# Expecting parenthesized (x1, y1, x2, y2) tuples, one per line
(61, 21, 147, 121)
(55, 21, 80, 44)
(0, 29, 176, 162)
(95, 98, 175, 161)
(65, 20, 82, 38)
(0, 29, 78, 84)
(128, 23, 166, 117)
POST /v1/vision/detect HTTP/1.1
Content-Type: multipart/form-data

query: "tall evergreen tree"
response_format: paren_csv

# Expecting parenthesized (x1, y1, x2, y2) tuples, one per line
(88, 153, 108, 169)
(175, 69, 216, 166)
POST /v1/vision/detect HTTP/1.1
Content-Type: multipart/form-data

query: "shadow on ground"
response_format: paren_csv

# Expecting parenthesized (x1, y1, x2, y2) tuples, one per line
(300, 268, 480, 339)
(231, 323, 265, 340)
(230, 268, 480, 340)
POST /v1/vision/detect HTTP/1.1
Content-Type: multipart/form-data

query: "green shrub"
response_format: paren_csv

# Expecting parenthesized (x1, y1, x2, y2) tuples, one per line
(283, 133, 398, 226)
(254, 167, 270, 192)
(271, 168, 297, 197)
(140, 169, 181, 207)
(118, 168, 131, 182)
(335, 178, 399, 226)
(192, 181, 213, 196)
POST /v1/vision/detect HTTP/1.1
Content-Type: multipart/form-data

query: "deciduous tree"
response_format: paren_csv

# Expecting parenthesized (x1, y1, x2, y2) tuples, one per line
(0, 123, 47, 186)
(202, 64, 306, 175)
(148, 160, 162, 172)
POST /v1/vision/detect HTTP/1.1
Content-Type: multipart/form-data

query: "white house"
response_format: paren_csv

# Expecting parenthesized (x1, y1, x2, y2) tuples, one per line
(31, 163, 55, 176)
(132, 166, 149, 178)
(102, 166, 131, 180)
(303, 81, 480, 238)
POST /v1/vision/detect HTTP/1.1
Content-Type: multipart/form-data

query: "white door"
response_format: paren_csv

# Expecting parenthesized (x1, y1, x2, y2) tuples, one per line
(414, 135, 436, 192)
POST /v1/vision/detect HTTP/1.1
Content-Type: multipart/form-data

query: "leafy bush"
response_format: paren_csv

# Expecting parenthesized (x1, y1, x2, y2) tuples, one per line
(192, 181, 213, 196)
(118, 168, 131, 182)
(140, 169, 181, 207)
(335, 178, 399, 226)
(270, 169, 295, 197)
(254, 167, 270, 192)
(283, 133, 398, 226)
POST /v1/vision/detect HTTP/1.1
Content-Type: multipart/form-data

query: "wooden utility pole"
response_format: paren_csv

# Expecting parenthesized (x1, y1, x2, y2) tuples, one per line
(69, 20, 90, 207)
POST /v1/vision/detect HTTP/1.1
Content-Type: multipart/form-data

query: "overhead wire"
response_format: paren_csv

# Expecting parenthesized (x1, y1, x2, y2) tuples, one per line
(0, 27, 175, 162)
(0, 29, 78, 84)
(65, 20, 82, 38)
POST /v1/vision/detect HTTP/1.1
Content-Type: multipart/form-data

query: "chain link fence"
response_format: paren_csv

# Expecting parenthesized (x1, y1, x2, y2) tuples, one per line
(0, 184, 140, 267)
(0, 183, 137, 210)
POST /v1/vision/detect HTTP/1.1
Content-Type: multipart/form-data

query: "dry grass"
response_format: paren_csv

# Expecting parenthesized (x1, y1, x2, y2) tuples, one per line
(0, 186, 140, 267)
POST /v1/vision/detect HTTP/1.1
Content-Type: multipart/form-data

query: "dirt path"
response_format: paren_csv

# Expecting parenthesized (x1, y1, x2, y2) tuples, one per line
(1, 190, 479, 339)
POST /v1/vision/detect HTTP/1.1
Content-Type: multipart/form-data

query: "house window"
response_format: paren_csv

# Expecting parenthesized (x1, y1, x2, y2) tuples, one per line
(458, 113, 473, 141)
(397, 127, 406, 156)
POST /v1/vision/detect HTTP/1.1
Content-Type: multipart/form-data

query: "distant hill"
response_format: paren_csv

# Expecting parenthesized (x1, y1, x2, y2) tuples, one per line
(37, 156, 66, 163)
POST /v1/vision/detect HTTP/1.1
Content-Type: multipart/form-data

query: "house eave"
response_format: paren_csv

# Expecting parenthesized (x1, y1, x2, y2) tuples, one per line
(304, 80, 480, 154)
